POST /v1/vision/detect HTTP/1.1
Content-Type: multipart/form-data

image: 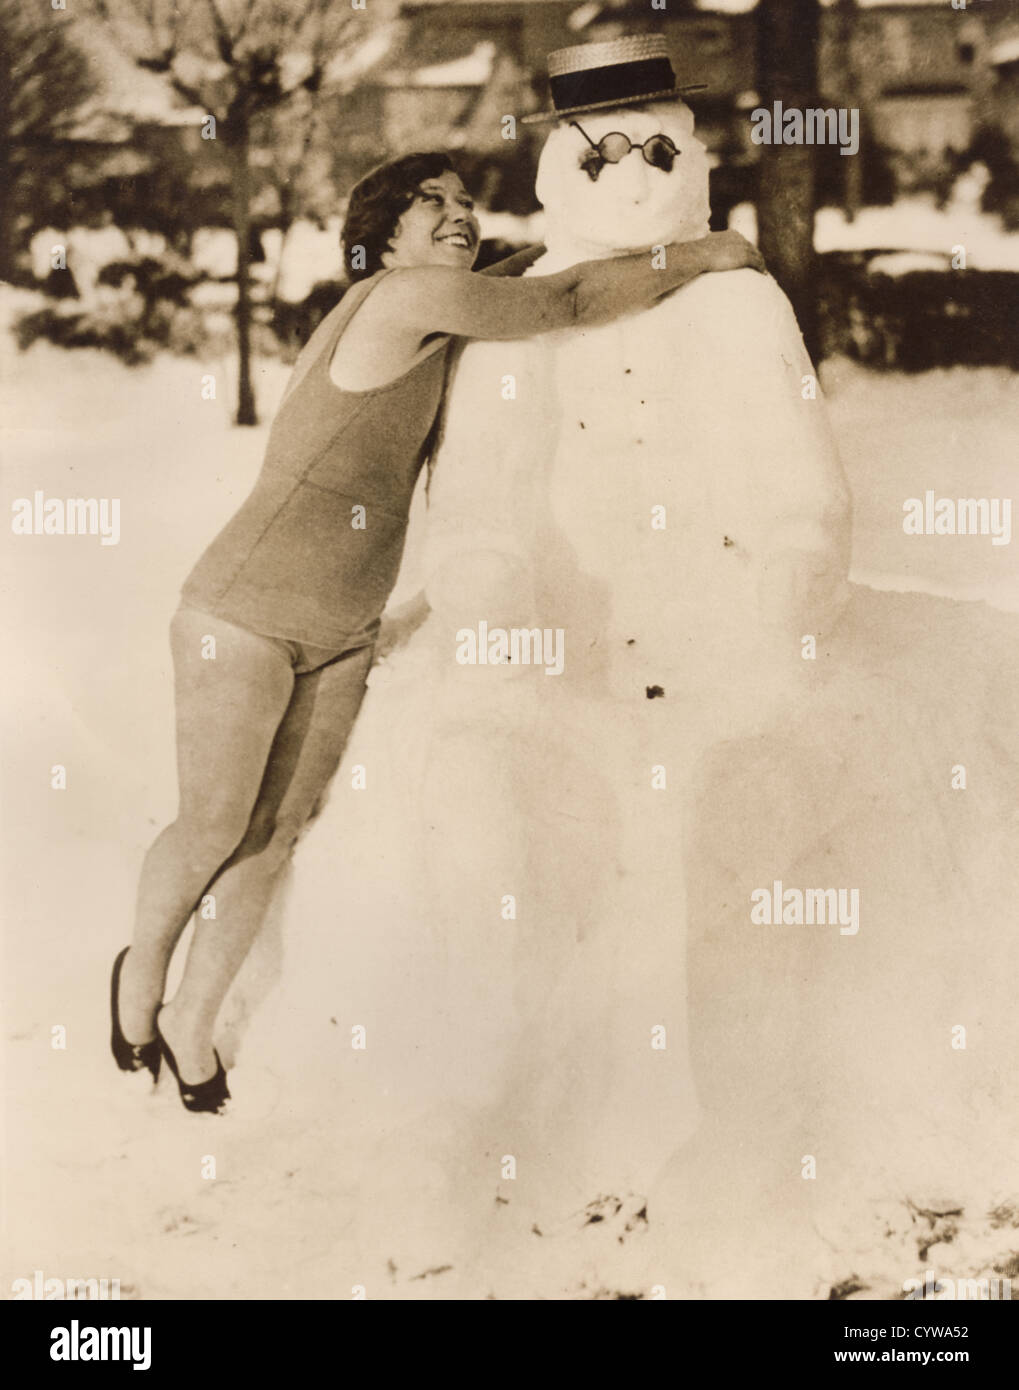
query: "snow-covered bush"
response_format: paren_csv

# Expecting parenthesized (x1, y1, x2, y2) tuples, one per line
(14, 247, 221, 364)
(818, 252, 1019, 370)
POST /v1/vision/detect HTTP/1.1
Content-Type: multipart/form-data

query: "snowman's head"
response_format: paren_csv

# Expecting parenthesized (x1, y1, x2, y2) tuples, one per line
(535, 100, 711, 254)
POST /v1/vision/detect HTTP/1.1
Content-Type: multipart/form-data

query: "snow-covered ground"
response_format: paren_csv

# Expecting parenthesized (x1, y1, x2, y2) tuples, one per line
(2, 316, 1017, 1299)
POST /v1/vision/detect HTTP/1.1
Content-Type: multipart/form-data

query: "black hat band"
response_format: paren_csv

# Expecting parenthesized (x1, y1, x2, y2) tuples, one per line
(548, 56, 675, 113)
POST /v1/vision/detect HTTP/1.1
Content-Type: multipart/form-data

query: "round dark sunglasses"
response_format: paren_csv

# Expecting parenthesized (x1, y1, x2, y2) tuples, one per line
(570, 120, 679, 180)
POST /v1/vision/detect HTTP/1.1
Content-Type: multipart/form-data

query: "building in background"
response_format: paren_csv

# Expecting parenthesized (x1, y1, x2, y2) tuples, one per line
(986, 12, 1019, 152)
(10, 0, 1019, 297)
(825, 1, 992, 195)
(365, 0, 1016, 215)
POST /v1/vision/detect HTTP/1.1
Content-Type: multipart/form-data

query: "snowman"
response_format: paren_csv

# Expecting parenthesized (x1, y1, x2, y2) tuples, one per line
(408, 36, 855, 1228)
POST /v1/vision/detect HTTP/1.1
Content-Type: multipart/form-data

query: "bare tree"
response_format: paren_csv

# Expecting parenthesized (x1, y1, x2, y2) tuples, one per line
(756, 0, 821, 361)
(0, 1, 98, 282)
(90, 0, 385, 424)
(833, 0, 863, 224)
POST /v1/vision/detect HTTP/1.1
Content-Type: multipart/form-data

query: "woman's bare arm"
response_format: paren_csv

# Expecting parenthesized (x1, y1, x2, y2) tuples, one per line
(573, 230, 766, 326)
(376, 231, 765, 342)
(477, 244, 547, 277)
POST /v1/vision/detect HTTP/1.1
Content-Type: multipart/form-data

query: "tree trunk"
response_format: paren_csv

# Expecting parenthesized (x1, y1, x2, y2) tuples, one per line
(0, 144, 13, 285)
(756, 0, 821, 362)
(835, 0, 863, 224)
(229, 125, 257, 426)
(0, 43, 15, 284)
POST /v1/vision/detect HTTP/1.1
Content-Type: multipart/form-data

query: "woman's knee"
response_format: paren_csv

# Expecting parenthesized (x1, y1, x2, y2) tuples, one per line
(230, 810, 309, 874)
(172, 802, 252, 871)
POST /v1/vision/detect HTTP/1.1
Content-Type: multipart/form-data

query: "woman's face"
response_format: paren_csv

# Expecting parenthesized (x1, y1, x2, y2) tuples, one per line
(382, 170, 481, 270)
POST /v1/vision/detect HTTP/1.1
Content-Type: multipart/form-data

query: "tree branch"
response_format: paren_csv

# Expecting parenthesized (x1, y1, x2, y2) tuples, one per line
(168, 72, 212, 112)
(204, 0, 235, 66)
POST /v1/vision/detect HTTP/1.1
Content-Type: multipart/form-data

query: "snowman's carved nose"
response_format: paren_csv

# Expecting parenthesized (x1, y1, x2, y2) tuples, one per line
(624, 159, 651, 203)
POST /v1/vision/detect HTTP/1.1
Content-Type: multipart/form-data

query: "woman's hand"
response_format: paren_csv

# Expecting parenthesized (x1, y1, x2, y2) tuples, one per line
(692, 230, 767, 276)
(374, 591, 431, 663)
(570, 233, 767, 327)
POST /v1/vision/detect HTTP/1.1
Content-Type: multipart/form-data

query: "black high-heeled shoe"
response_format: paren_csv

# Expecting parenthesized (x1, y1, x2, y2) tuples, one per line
(155, 1010, 230, 1115)
(110, 947, 161, 1083)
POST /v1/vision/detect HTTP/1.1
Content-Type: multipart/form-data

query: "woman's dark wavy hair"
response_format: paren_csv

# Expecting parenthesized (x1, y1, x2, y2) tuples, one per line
(341, 151, 458, 282)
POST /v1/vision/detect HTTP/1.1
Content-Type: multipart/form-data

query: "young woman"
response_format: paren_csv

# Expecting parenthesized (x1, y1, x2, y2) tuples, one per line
(110, 150, 765, 1113)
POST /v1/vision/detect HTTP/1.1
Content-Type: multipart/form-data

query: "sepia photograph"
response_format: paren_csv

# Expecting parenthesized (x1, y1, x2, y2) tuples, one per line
(2, 0, 1018, 1343)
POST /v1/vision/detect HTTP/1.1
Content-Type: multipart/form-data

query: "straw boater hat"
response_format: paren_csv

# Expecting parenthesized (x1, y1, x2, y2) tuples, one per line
(521, 33, 706, 125)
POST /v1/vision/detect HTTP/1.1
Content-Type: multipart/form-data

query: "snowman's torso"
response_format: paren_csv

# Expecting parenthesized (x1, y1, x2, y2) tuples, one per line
(424, 264, 845, 713)
(535, 270, 780, 699)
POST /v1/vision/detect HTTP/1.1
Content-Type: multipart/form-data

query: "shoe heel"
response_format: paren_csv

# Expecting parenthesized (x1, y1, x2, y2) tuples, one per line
(110, 947, 161, 1083)
(155, 1012, 230, 1115)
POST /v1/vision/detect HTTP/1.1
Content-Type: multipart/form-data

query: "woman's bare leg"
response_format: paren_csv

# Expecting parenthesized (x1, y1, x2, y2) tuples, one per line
(116, 608, 295, 1044)
(157, 643, 373, 1080)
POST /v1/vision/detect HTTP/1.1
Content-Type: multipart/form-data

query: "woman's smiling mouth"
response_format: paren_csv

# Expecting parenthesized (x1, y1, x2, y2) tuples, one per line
(436, 231, 473, 249)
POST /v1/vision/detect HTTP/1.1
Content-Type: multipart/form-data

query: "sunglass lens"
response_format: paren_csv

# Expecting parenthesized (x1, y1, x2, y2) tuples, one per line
(644, 137, 676, 172)
(598, 133, 632, 164)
